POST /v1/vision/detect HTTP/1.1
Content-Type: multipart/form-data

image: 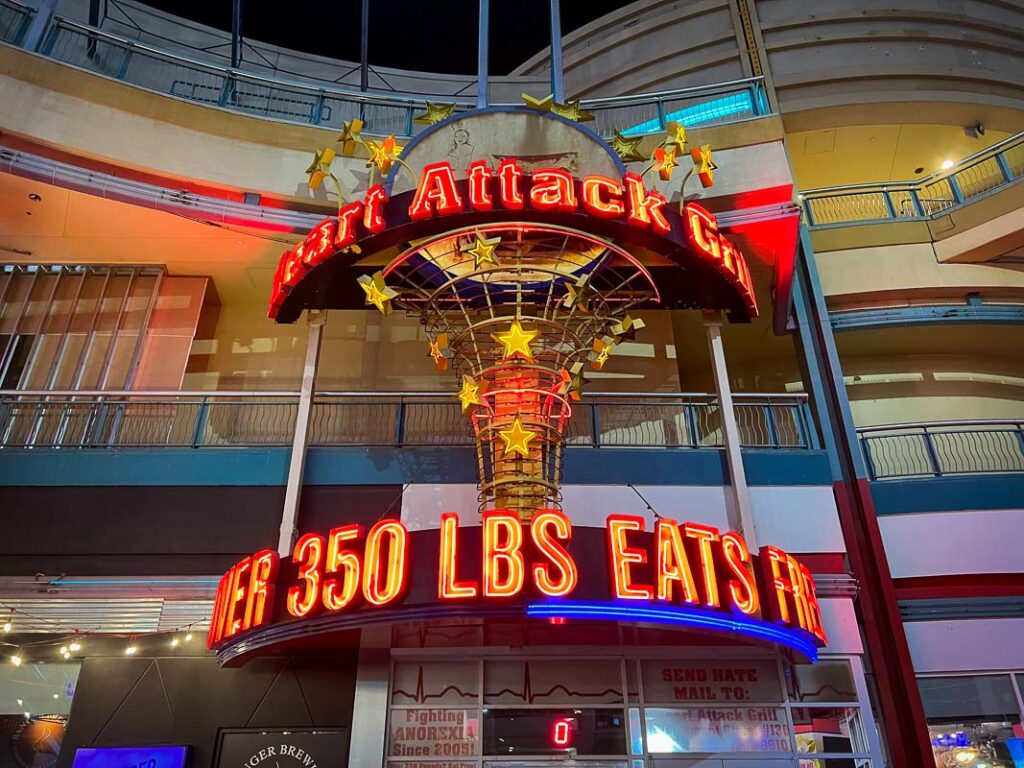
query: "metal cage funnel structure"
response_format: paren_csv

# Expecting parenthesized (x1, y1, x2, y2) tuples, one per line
(380, 222, 659, 519)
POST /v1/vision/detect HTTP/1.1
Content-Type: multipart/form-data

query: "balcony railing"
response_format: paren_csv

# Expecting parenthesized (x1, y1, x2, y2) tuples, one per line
(0, 0, 771, 140)
(801, 131, 1024, 228)
(0, 391, 815, 451)
(858, 419, 1024, 481)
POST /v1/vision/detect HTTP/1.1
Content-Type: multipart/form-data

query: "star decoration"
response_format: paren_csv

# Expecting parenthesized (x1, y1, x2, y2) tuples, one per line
(611, 314, 646, 340)
(665, 121, 687, 153)
(493, 319, 539, 360)
(336, 119, 364, 155)
(498, 416, 537, 459)
(413, 101, 456, 125)
(428, 333, 450, 372)
(567, 361, 586, 398)
(562, 276, 591, 314)
(305, 148, 336, 190)
(589, 336, 615, 370)
(653, 146, 678, 181)
(457, 374, 483, 413)
(690, 144, 717, 188)
(463, 233, 501, 268)
(522, 93, 554, 112)
(610, 130, 646, 162)
(551, 98, 594, 122)
(357, 271, 398, 314)
(553, 367, 581, 402)
(366, 135, 399, 175)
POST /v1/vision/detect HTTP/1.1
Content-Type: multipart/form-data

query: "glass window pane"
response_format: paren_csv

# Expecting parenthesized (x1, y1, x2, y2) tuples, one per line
(644, 707, 790, 753)
(388, 708, 478, 759)
(785, 661, 858, 703)
(0, 661, 79, 715)
(919, 676, 1020, 722)
(791, 706, 868, 754)
(392, 661, 478, 705)
(482, 707, 627, 757)
(928, 721, 1024, 768)
(641, 659, 782, 704)
(485, 659, 624, 705)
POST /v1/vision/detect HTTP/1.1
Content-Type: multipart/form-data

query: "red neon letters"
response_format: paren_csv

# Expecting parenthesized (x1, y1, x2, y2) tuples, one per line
(684, 202, 757, 315)
(210, 512, 825, 651)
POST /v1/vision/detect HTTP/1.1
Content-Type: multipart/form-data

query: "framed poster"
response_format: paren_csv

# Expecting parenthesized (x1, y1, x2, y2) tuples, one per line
(215, 729, 348, 768)
(71, 746, 189, 768)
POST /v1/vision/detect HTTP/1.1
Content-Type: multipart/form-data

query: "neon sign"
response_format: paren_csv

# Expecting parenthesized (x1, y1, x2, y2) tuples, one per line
(267, 160, 758, 321)
(208, 512, 827, 655)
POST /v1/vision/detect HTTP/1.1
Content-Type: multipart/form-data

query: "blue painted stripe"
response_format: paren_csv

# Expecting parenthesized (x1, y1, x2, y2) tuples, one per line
(527, 599, 819, 661)
(871, 475, 1024, 514)
(0, 446, 832, 487)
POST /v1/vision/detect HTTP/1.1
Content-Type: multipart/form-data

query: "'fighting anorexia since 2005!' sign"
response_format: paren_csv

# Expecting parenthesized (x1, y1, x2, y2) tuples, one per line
(208, 511, 827, 658)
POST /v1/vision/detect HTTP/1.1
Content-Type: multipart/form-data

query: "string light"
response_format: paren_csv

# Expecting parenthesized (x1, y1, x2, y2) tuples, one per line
(10, 655, 22, 667)
(69, 641, 81, 652)
(124, 642, 138, 655)
(3, 621, 11, 633)
(170, 637, 179, 648)
(184, 631, 193, 643)
(59, 646, 68, 655)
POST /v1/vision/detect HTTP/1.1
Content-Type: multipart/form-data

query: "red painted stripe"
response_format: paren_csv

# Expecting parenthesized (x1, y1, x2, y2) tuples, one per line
(793, 553, 847, 574)
(895, 573, 1024, 601)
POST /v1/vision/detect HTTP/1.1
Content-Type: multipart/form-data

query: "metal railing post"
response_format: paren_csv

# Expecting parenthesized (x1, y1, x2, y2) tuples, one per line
(393, 400, 406, 446)
(921, 427, 943, 477)
(685, 401, 700, 448)
(995, 151, 1015, 182)
(909, 189, 925, 217)
(90, 397, 110, 447)
(191, 397, 211, 447)
(278, 313, 325, 557)
(21, 0, 57, 52)
(764, 401, 780, 448)
(655, 100, 667, 131)
(860, 436, 878, 481)
(947, 174, 965, 204)
(881, 189, 897, 219)
(590, 402, 601, 447)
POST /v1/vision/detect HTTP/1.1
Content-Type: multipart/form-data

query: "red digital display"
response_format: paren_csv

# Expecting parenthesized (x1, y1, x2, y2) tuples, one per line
(551, 718, 573, 747)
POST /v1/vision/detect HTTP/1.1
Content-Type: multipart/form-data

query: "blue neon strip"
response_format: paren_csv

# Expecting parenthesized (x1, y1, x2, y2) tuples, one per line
(526, 600, 819, 661)
(621, 92, 755, 136)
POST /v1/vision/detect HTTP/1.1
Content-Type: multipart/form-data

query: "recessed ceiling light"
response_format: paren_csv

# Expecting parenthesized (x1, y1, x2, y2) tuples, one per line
(28, 194, 41, 202)
(941, 159, 955, 170)
(914, 167, 924, 174)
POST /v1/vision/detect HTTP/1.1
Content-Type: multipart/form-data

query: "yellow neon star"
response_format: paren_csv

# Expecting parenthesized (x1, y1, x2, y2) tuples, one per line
(665, 121, 687, 153)
(305, 147, 336, 190)
(522, 93, 554, 112)
(463, 234, 501, 268)
(610, 130, 646, 162)
(457, 375, 483, 413)
(690, 144, 717, 188)
(498, 417, 537, 458)
(366, 135, 400, 175)
(357, 271, 398, 315)
(493, 319, 539, 360)
(590, 336, 615, 370)
(551, 99, 594, 123)
(413, 101, 456, 125)
(428, 333, 449, 371)
(653, 146, 678, 181)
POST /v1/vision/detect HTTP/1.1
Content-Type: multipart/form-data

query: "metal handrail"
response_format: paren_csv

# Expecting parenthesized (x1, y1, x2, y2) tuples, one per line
(0, 390, 815, 451)
(801, 131, 1024, 228)
(0, 3, 771, 139)
(857, 418, 1024, 481)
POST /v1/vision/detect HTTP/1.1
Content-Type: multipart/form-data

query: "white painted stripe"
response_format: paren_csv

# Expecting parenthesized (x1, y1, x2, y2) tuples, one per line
(880, 508, 1024, 578)
(905, 618, 1024, 673)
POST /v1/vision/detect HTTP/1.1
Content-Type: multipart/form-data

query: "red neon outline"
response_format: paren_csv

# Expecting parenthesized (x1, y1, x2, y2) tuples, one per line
(244, 549, 279, 630)
(552, 718, 572, 747)
(683, 522, 721, 608)
(482, 511, 525, 598)
(287, 533, 326, 618)
(497, 159, 525, 210)
(529, 169, 577, 213)
(438, 512, 477, 599)
(530, 509, 578, 597)
(363, 185, 388, 234)
(654, 518, 699, 605)
(363, 519, 409, 606)
(606, 514, 654, 600)
(467, 159, 494, 212)
(581, 176, 625, 218)
(720, 531, 759, 616)
(322, 524, 363, 612)
(409, 161, 464, 220)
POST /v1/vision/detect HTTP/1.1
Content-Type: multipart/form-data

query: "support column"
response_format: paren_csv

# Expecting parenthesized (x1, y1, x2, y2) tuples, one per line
(476, 0, 489, 108)
(793, 229, 933, 768)
(22, 0, 58, 52)
(704, 312, 757, 547)
(347, 625, 390, 768)
(549, 0, 565, 102)
(359, 0, 369, 92)
(277, 312, 324, 557)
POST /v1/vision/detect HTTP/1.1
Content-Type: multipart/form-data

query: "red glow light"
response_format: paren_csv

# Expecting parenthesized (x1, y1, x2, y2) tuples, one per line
(552, 718, 573, 747)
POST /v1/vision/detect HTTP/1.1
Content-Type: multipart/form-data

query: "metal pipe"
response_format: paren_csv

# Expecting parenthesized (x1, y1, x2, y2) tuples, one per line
(0, 389, 809, 400)
(549, 0, 564, 102)
(230, 0, 242, 68)
(359, 0, 369, 92)
(476, 0, 489, 108)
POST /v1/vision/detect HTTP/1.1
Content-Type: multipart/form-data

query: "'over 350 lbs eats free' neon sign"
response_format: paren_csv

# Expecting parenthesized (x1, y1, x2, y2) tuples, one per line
(208, 511, 827, 658)
(268, 160, 758, 321)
